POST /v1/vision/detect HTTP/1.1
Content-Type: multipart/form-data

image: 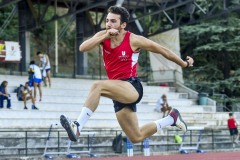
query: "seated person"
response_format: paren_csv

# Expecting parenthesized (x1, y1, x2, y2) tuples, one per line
(0, 80, 11, 109)
(155, 94, 172, 118)
(18, 82, 38, 110)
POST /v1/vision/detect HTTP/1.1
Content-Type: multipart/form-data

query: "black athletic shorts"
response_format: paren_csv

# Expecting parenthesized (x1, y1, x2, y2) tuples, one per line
(113, 77, 143, 113)
(229, 128, 238, 136)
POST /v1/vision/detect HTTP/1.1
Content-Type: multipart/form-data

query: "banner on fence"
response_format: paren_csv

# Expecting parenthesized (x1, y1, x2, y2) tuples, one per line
(148, 28, 183, 83)
(0, 40, 21, 62)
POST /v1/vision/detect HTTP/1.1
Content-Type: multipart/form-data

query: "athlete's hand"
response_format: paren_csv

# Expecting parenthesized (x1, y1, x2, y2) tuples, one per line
(185, 56, 194, 67)
(106, 28, 119, 37)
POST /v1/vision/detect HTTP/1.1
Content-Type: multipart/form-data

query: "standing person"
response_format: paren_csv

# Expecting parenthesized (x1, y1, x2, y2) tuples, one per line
(227, 112, 239, 144)
(0, 80, 11, 109)
(36, 51, 51, 87)
(155, 94, 172, 118)
(18, 82, 38, 110)
(60, 6, 194, 143)
(29, 60, 43, 102)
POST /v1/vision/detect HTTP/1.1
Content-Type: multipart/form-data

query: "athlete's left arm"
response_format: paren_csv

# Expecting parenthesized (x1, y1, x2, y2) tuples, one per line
(131, 34, 194, 68)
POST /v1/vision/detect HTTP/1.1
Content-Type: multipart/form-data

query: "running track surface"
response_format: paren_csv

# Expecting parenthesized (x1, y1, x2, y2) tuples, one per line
(60, 151, 240, 160)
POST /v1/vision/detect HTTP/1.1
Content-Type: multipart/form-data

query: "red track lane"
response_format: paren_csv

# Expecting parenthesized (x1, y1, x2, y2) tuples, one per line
(72, 151, 240, 160)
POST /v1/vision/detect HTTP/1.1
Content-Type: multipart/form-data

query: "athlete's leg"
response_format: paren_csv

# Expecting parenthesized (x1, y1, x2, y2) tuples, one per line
(116, 107, 157, 143)
(116, 107, 186, 144)
(166, 106, 172, 116)
(61, 79, 187, 142)
(33, 82, 37, 101)
(43, 77, 47, 86)
(162, 107, 166, 118)
(41, 70, 47, 86)
(37, 83, 42, 101)
(29, 93, 35, 105)
(234, 129, 239, 143)
(46, 70, 51, 87)
(78, 80, 139, 131)
(84, 80, 139, 112)
(22, 95, 27, 107)
(60, 80, 139, 141)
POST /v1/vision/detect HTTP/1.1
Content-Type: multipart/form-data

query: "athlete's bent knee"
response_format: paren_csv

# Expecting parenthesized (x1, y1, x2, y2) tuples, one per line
(91, 81, 103, 90)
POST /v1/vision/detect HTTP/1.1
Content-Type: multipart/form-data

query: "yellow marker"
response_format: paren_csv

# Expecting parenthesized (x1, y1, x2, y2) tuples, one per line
(0, 44, 4, 52)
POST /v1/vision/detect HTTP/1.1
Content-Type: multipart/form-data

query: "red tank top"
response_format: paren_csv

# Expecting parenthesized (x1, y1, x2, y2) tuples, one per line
(228, 118, 237, 129)
(102, 31, 140, 80)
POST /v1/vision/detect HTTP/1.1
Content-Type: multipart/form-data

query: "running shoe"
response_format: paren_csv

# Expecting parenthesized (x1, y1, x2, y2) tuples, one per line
(60, 115, 80, 142)
(32, 105, 38, 110)
(170, 108, 187, 132)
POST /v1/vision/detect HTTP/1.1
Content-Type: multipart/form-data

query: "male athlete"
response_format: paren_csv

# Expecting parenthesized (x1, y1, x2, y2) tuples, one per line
(60, 6, 194, 143)
(37, 51, 51, 87)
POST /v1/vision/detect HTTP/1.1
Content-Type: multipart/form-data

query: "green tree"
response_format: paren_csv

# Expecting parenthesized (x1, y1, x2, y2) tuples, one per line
(180, 13, 240, 98)
(0, 5, 18, 41)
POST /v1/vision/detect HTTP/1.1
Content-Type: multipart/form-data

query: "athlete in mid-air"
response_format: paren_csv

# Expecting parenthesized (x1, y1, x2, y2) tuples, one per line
(60, 6, 194, 143)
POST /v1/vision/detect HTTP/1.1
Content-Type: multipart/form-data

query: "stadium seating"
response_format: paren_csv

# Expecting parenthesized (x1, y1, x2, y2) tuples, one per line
(0, 74, 227, 129)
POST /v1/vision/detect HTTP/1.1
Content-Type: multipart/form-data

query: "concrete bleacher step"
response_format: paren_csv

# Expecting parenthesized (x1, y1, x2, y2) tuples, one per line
(0, 109, 163, 120)
(141, 98, 197, 106)
(0, 107, 220, 129)
(184, 112, 228, 117)
(9, 100, 210, 114)
(10, 96, 199, 109)
(0, 100, 207, 122)
(0, 116, 209, 129)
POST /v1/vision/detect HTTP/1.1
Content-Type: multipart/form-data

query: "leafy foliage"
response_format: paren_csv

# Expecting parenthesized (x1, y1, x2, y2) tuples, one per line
(180, 13, 240, 99)
(0, 5, 18, 41)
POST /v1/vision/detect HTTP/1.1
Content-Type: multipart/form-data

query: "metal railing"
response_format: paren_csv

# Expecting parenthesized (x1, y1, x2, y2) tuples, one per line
(0, 128, 122, 158)
(0, 128, 238, 158)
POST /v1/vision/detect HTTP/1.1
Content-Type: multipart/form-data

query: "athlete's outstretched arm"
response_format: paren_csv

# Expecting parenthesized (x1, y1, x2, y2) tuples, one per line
(131, 34, 194, 68)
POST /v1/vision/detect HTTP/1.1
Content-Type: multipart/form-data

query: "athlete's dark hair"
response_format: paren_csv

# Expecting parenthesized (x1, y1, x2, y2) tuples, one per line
(108, 6, 130, 24)
(0, 80, 8, 87)
(30, 60, 35, 65)
(36, 51, 42, 55)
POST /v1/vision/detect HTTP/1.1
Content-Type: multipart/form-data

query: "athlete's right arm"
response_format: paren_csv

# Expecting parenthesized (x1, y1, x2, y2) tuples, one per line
(79, 30, 109, 52)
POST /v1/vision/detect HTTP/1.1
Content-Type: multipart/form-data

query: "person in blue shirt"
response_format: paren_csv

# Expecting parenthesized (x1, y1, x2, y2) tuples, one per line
(0, 80, 11, 109)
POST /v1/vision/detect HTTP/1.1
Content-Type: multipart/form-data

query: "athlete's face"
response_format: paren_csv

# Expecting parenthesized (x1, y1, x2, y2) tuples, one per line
(37, 53, 43, 58)
(25, 83, 29, 87)
(106, 13, 126, 31)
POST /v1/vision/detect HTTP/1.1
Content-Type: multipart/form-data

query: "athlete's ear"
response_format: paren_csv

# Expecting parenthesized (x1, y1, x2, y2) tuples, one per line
(121, 22, 127, 29)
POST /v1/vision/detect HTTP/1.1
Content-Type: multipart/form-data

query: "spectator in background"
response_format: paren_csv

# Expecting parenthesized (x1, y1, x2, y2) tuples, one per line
(0, 80, 11, 109)
(155, 94, 172, 118)
(227, 112, 239, 145)
(18, 82, 38, 110)
(28, 60, 43, 102)
(37, 51, 51, 87)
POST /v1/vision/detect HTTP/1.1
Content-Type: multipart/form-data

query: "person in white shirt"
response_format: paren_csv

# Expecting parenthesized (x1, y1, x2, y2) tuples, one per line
(37, 51, 51, 87)
(29, 60, 43, 102)
(155, 94, 172, 118)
